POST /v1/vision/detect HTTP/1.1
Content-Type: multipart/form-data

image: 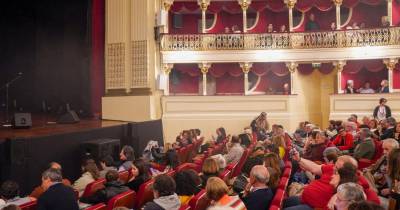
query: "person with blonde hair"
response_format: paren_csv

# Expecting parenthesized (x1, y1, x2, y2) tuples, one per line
(271, 135, 286, 159)
(200, 158, 220, 188)
(206, 177, 246, 210)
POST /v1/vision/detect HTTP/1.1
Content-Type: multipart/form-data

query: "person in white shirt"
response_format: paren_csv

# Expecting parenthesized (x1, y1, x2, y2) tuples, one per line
(358, 82, 375, 94)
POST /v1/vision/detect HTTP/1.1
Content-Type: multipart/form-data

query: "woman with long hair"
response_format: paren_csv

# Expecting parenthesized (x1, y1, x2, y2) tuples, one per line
(126, 158, 150, 192)
(264, 153, 282, 176)
(251, 112, 270, 141)
(200, 158, 220, 188)
(73, 159, 100, 196)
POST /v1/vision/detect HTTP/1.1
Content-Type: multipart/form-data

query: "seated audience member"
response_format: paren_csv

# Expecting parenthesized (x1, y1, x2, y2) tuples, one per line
(99, 155, 117, 178)
(305, 13, 320, 31)
(353, 128, 375, 160)
(379, 117, 396, 140)
(0, 181, 33, 208)
(330, 22, 336, 30)
(194, 129, 202, 140)
(387, 148, 400, 210)
(251, 112, 269, 140)
(280, 25, 287, 33)
(118, 145, 135, 172)
(267, 24, 274, 33)
(126, 158, 150, 192)
(326, 120, 338, 140)
(73, 159, 100, 196)
(373, 98, 391, 121)
(224, 27, 230, 33)
(358, 82, 375, 94)
(30, 162, 71, 198)
(143, 174, 180, 210)
(345, 80, 355, 94)
(303, 123, 315, 139)
(264, 153, 282, 176)
(232, 25, 241, 33)
(323, 147, 340, 164)
(328, 183, 366, 210)
(283, 83, 290, 95)
(381, 16, 390, 27)
(395, 122, 400, 141)
(37, 168, 79, 210)
(206, 177, 245, 210)
(200, 158, 220, 188)
(1, 204, 21, 210)
(368, 119, 379, 138)
(179, 130, 192, 147)
(295, 121, 307, 138)
(239, 133, 251, 147)
(377, 79, 389, 93)
(303, 130, 327, 162)
(348, 114, 360, 129)
(241, 165, 273, 210)
(352, 22, 360, 29)
(361, 116, 370, 127)
(250, 144, 265, 158)
(212, 154, 226, 172)
(332, 126, 354, 151)
(233, 157, 264, 195)
(363, 139, 398, 194)
(276, 125, 292, 149)
(266, 167, 279, 194)
(212, 127, 227, 144)
(348, 201, 385, 210)
(271, 135, 286, 159)
(80, 170, 129, 204)
(345, 121, 358, 138)
(174, 170, 201, 205)
(223, 135, 244, 164)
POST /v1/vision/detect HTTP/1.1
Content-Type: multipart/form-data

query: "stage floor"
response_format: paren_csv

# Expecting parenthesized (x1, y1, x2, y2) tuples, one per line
(0, 116, 127, 140)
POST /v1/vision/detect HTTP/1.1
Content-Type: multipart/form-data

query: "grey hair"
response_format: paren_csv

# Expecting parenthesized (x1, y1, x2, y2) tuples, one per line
(336, 183, 366, 203)
(360, 128, 372, 138)
(42, 168, 63, 182)
(383, 138, 400, 149)
(387, 117, 397, 127)
(250, 165, 269, 184)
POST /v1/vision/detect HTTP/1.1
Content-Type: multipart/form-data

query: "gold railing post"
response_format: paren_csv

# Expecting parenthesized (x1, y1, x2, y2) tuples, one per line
(333, 0, 342, 30)
(238, 0, 251, 33)
(387, 0, 393, 26)
(199, 63, 211, 95)
(333, 61, 346, 94)
(162, 0, 174, 33)
(285, 0, 297, 32)
(162, 63, 174, 95)
(384, 58, 399, 93)
(240, 62, 252, 95)
(198, 0, 210, 34)
(286, 62, 298, 94)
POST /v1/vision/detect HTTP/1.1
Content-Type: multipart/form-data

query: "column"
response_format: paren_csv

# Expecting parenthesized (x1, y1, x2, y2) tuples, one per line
(333, 0, 343, 30)
(198, 0, 210, 33)
(285, 0, 297, 32)
(199, 63, 211, 95)
(286, 62, 298, 94)
(238, 0, 252, 33)
(387, 0, 393, 26)
(333, 61, 346, 94)
(162, 0, 174, 33)
(163, 63, 173, 96)
(384, 58, 399, 93)
(240, 62, 252, 95)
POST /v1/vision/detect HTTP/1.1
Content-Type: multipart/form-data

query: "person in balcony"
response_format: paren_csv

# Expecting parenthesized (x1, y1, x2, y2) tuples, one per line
(381, 16, 390, 27)
(280, 25, 287, 33)
(360, 22, 366, 29)
(283, 83, 290, 95)
(358, 81, 375, 94)
(224, 27, 230, 33)
(231, 25, 241, 33)
(305, 13, 320, 31)
(267, 23, 274, 33)
(352, 22, 360, 30)
(373, 98, 391, 121)
(377, 79, 389, 93)
(330, 22, 336, 31)
(345, 80, 355, 94)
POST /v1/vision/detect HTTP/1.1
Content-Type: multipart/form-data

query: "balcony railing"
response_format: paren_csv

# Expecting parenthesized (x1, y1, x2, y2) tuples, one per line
(161, 27, 400, 51)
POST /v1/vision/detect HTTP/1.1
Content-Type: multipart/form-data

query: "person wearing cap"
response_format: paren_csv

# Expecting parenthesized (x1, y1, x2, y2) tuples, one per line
(332, 126, 354, 151)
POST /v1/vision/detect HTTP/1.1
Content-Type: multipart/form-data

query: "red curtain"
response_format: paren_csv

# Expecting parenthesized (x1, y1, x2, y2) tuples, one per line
(298, 64, 314, 75)
(343, 0, 383, 8)
(393, 0, 400, 26)
(252, 63, 288, 76)
(216, 75, 244, 94)
(319, 63, 335, 74)
(343, 59, 385, 74)
(209, 63, 242, 77)
(266, 0, 287, 12)
(91, 0, 105, 117)
(345, 3, 386, 28)
(394, 63, 400, 89)
(296, 0, 334, 12)
(174, 64, 200, 77)
(342, 68, 387, 90)
(250, 71, 290, 93)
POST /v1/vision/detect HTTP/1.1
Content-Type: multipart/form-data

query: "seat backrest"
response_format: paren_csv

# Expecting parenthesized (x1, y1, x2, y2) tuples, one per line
(373, 140, 383, 160)
(107, 190, 136, 210)
(82, 178, 106, 198)
(278, 177, 289, 190)
(188, 189, 211, 210)
(219, 169, 231, 184)
(134, 179, 154, 209)
(282, 167, 291, 178)
(178, 147, 189, 164)
(176, 163, 201, 173)
(85, 203, 107, 210)
(20, 200, 37, 210)
(269, 205, 280, 210)
(179, 204, 191, 210)
(272, 189, 284, 207)
(118, 170, 130, 184)
(231, 149, 249, 178)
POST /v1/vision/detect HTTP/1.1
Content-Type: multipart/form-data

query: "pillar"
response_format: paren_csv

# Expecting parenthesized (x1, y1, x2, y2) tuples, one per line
(199, 63, 211, 95)
(286, 62, 298, 94)
(238, 0, 251, 33)
(162, 0, 174, 33)
(240, 62, 252, 95)
(285, 0, 297, 32)
(333, 60, 346, 94)
(163, 63, 173, 96)
(387, 0, 393, 26)
(384, 58, 399, 93)
(198, 0, 210, 33)
(333, 0, 342, 30)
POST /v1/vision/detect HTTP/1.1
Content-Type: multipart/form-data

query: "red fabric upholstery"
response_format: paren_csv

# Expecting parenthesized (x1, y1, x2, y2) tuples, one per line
(86, 203, 107, 210)
(82, 178, 106, 198)
(20, 200, 37, 210)
(188, 189, 211, 210)
(272, 188, 285, 207)
(230, 148, 249, 178)
(178, 147, 189, 164)
(176, 163, 202, 173)
(358, 140, 383, 169)
(282, 167, 291, 178)
(219, 168, 232, 184)
(278, 177, 289, 190)
(134, 179, 154, 209)
(118, 170, 130, 184)
(179, 204, 192, 210)
(269, 205, 280, 210)
(284, 161, 292, 169)
(107, 190, 136, 210)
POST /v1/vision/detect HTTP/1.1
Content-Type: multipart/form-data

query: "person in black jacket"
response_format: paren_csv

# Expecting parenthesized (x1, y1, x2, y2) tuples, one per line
(37, 168, 79, 210)
(80, 170, 129, 204)
(373, 98, 391, 121)
(379, 117, 397, 140)
(143, 174, 180, 210)
(241, 165, 273, 210)
(125, 159, 150, 192)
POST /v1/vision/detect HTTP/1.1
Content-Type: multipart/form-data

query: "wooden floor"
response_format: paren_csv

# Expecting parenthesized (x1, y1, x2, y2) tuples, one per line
(0, 114, 127, 140)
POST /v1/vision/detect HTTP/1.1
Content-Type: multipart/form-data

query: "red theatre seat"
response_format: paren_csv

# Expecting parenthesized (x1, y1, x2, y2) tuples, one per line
(278, 177, 289, 190)
(282, 167, 291, 178)
(269, 205, 280, 210)
(86, 203, 107, 210)
(219, 169, 231, 184)
(188, 189, 211, 210)
(107, 190, 136, 210)
(20, 200, 37, 210)
(134, 179, 154, 209)
(176, 163, 202, 173)
(230, 149, 249, 178)
(82, 178, 106, 198)
(272, 189, 285, 207)
(178, 147, 189, 164)
(358, 140, 383, 169)
(118, 170, 130, 184)
(179, 204, 192, 210)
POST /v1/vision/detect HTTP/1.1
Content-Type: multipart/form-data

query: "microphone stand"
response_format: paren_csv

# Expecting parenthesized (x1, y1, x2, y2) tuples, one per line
(1, 73, 23, 126)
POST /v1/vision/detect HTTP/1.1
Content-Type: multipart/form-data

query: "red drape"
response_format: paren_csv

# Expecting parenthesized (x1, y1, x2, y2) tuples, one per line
(393, 0, 400, 26)
(216, 75, 244, 94)
(345, 3, 386, 28)
(252, 63, 289, 76)
(343, 59, 385, 74)
(170, 72, 199, 94)
(342, 68, 387, 90)
(91, 0, 105, 117)
(394, 63, 400, 89)
(296, 0, 334, 12)
(294, 7, 336, 31)
(343, 0, 384, 8)
(266, 0, 287, 12)
(250, 71, 291, 93)
(298, 64, 314, 75)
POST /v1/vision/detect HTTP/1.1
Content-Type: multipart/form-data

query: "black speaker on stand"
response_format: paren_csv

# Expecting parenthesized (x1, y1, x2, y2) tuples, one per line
(80, 138, 121, 162)
(57, 110, 80, 124)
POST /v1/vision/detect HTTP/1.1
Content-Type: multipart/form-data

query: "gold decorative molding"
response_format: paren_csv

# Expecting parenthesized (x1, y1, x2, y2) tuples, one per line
(197, 0, 210, 11)
(285, 62, 298, 73)
(333, 60, 346, 72)
(163, 0, 174, 11)
(163, 63, 174, 74)
(238, 0, 252, 10)
(383, 58, 399, 70)
(198, 63, 211, 74)
(240, 62, 253, 74)
(332, 0, 343, 6)
(131, 40, 148, 88)
(284, 0, 297, 9)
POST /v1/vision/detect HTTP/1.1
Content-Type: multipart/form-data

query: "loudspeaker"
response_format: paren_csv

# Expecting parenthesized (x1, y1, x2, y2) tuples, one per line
(13, 113, 32, 128)
(80, 139, 121, 161)
(57, 110, 80, 124)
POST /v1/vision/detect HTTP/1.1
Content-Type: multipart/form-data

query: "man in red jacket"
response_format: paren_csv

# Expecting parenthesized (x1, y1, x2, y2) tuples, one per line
(332, 126, 354, 151)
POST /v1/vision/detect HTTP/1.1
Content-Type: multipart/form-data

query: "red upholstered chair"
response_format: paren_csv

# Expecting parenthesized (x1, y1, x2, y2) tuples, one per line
(188, 189, 211, 210)
(179, 204, 191, 210)
(358, 140, 383, 169)
(118, 170, 130, 184)
(282, 167, 291, 178)
(219, 168, 231, 184)
(176, 163, 202, 173)
(284, 161, 292, 169)
(165, 169, 176, 177)
(107, 190, 136, 210)
(230, 149, 249, 178)
(150, 162, 166, 172)
(82, 178, 106, 198)
(134, 179, 154, 209)
(178, 147, 189, 164)
(269, 205, 280, 210)
(86, 203, 107, 210)
(272, 189, 285, 207)
(186, 144, 195, 162)
(278, 177, 289, 190)
(20, 200, 37, 210)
